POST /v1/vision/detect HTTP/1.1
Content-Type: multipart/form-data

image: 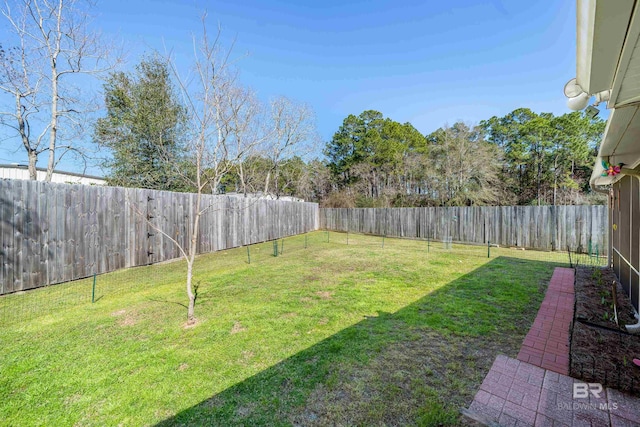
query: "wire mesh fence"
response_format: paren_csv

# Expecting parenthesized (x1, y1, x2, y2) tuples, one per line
(572, 347, 640, 395)
(0, 232, 324, 325)
(325, 230, 608, 266)
(566, 240, 608, 268)
(0, 230, 608, 325)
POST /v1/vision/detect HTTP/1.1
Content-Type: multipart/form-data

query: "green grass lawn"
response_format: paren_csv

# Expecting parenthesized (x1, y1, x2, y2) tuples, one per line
(0, 232, 567, 426)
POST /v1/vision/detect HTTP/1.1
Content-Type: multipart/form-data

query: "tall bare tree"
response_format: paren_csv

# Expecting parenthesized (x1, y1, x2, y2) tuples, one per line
(428, 122, 502, 206)
(263, 96, 317, 197)
(0, 0, 114, 180)
(222, 85, 268, 196)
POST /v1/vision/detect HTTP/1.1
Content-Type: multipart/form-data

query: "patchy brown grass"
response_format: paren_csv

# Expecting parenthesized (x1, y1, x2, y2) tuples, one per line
(290, 330, 521, 426)
(230, 321, 247, 334)
(111, 309, 138, 327)
(182, 318, 200, 329)
(315, 291, 334, 300)
(240, 350, 254, 365)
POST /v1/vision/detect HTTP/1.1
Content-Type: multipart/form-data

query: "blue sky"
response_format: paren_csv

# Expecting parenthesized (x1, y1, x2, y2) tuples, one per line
(0, 0, 578, 175)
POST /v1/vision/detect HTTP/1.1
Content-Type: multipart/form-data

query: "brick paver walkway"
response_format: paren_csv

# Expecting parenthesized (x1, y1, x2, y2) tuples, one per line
(517, 267, 574, 375)
(463, 267, 640, 426)
(463, 355, 640, 426)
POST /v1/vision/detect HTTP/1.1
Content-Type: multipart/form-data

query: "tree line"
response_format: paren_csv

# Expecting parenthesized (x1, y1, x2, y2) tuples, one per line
(322, 109, 606, 207)
(96, 62, 607, 208)
(93, 69, 606, 209)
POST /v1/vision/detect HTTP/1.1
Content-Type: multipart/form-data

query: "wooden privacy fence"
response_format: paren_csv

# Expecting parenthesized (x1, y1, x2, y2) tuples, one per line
(0, 179, 319, 295)
(320, 206, 608, 253)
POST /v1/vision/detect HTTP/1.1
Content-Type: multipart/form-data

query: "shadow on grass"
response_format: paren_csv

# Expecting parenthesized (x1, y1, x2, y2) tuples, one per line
(155, 257, 565, 426)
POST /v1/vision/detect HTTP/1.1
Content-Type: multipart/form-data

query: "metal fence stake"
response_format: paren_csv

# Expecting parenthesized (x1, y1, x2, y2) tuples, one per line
(91, 273, 96, 303)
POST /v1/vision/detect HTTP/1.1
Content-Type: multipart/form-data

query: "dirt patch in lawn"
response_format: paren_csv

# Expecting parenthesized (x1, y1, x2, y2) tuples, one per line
(315, 291, 333, 300)
(230, 321, 247, 334)
(571, 266, 640, 395)
(111, 309, 138, 327)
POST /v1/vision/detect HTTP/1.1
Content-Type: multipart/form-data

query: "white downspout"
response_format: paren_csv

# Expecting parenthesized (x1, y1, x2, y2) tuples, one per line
(626, 309, 640, 334)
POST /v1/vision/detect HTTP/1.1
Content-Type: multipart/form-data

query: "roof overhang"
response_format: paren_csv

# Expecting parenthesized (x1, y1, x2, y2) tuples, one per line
(577, 0, 636, 95)
(584, 0, 640, 190)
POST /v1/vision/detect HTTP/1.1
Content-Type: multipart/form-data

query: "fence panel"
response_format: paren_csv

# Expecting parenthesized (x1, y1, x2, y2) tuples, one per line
(0, 180, 319, 294)
(320, 205, 608, 253)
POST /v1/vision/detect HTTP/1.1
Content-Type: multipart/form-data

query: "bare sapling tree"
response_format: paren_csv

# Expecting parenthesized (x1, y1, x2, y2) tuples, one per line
(263, 96, 317, 198)
(142, 18, 260, 324)
(0, 0, 115, 180)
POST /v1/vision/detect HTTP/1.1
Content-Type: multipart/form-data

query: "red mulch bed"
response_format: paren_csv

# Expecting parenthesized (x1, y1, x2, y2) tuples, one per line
(570, 266, 640, 396)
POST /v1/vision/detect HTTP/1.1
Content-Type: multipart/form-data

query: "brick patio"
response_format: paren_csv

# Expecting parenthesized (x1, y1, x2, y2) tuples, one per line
(463, 267, 640, 426)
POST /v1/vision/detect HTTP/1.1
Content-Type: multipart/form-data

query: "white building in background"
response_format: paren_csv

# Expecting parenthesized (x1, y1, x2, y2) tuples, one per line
(0, 164, 106, 185)
(224, 192, 304, 202)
